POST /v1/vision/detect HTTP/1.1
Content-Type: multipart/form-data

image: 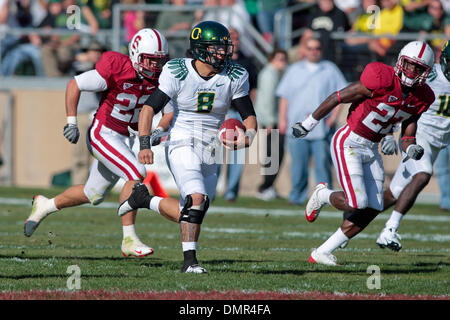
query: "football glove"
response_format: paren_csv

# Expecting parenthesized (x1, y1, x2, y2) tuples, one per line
(381, 135, 398, 155)
(150, 127, 164, 146)
(292, 122, 309, 139)
(405, 144, 424, 161)
(63, 123, 80, 144)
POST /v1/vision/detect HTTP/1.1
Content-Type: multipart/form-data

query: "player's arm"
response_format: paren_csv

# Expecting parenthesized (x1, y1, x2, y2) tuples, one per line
(138, 89, 171, 164)
(400, 115, 424, 161)
(227, 95, 258, 149)
(292, 81, 372, 138)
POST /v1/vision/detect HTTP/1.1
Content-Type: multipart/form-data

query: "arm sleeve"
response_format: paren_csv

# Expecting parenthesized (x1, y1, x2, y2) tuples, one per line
(74, 70, 108, 92)
(143, 88, 171, 114)
(231, 95, 256, 121)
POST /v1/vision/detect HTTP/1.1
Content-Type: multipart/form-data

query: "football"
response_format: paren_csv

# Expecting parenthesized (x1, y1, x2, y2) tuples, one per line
(218, 118, 246, 142)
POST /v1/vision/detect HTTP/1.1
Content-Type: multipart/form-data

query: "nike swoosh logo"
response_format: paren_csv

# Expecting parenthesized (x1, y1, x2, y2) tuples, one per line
(135, 250, 142, 254)
(216, 83, 224, 87)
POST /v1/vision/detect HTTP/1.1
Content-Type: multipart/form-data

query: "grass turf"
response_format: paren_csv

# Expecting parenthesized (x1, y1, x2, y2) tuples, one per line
(0, 186, 448, 297)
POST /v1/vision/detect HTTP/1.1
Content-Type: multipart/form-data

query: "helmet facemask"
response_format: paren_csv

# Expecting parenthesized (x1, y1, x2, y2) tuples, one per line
(192, 42, 233, 70)
(395, 56, 431, 87)
(136, 52, 169, 81)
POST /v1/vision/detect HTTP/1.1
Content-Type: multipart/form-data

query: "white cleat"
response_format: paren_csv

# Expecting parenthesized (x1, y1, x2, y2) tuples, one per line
(308, 249, 339, 266)
(182, 264, 208, 274)
(121, 237, 154, 257)
(24, 195, 53, 237)
(305, 183, 328, 222)
(376, 227, 402, 251)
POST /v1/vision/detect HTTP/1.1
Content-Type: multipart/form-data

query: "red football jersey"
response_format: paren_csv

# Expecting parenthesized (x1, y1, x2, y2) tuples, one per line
(94, 51, 158, 136)
(347, 62, 435, 142)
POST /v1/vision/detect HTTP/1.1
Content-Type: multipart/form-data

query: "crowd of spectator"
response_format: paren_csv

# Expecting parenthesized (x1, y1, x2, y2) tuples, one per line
(0, 0, 449, 205)
(0, 0, 448, 78)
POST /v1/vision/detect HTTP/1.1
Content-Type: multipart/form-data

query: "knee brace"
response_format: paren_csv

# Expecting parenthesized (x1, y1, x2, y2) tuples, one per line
(179, 195, 209, 224)
(345, 208, 379, 229)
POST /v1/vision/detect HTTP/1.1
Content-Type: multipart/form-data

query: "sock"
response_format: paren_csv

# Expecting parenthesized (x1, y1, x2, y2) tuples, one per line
(48, 198, 59, 213)
(182, 241, 197, 252)
(123, 225, 138, 240)
(385, 210, 404, 231)
(318, 188, 333, 205)
(317, 228, 349, 254)
(149, 196, 163, 213)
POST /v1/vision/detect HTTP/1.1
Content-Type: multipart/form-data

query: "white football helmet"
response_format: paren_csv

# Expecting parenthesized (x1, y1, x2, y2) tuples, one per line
(129, 28, 169, 80)
(394, 41, 435, 87)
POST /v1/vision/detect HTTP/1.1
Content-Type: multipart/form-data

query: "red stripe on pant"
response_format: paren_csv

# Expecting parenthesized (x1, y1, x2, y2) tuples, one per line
(90, 122, 143, 181)
(333, 125, 358, 208)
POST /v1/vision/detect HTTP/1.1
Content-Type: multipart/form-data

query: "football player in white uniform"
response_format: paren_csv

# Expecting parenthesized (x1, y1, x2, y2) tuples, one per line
(118, 21, 258, 273)
(24, 29, 173, 257)
(375, 41, 450, 251)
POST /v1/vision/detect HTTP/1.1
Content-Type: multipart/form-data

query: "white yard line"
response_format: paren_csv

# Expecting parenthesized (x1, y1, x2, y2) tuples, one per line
(1, 197, 450, 223)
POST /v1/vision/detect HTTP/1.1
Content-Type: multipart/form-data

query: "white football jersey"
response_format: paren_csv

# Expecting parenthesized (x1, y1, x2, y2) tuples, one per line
(417, 64, 450, 149)
(158, 58, 249, 142)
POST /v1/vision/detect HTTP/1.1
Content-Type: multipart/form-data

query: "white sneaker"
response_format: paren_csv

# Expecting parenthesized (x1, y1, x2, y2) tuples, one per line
(24, 195, 54, 237)
(305, 183, 328, 222)
(376, 227, 402, 251)
(182, 264, 208, 274)
(121, 237, 154, 257)
(255, 187, 278, 201)
(308, 249, 339, 266)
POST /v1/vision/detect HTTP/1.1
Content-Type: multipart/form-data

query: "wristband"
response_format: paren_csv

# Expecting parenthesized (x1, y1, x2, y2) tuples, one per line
(401, 136, 415, 141)
(139, 135, 151, 150)
(301, 114, 319, 131)
(337, 90, 342, 103)
(67, 116, 77, 125)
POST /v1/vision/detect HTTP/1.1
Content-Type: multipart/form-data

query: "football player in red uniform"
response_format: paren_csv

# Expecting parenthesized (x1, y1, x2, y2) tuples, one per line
(24, 29, 172, 257)
(292, 41, 436, 265)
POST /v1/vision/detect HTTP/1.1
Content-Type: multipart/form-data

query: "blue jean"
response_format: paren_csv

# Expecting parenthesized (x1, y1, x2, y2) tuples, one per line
(256, 8, 289, 49)
(223, 109, 245, 200)
(287, 136, 332, 204)
(1, 43, 45, 76)
(434, 145, 450, 210)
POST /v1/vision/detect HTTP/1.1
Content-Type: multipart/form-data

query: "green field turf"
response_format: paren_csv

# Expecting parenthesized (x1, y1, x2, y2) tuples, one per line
(0, 186, 448, 297)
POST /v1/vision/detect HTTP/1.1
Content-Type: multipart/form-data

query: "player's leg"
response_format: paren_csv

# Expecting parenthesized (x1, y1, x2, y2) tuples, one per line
(88, 120, 152, 257)
(434, 145, 450, 211)
(378, 138, 438, 250)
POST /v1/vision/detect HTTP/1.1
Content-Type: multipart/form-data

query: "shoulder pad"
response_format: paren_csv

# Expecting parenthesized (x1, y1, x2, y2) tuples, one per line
(225, 62, 246, 81)
(427, 65, 437, 82)
(167, 58, 189, 81)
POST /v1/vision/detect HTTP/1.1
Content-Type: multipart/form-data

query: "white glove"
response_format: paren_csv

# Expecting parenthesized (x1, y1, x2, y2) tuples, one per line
(63, 123, 80, 144)
(292, 122, 309, 139)
(381, 135, 398, 155)
(405, 144, 424, 161)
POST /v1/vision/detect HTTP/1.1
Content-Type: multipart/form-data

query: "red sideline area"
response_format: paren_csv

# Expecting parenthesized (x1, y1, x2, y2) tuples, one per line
(0, 290, 448, 300)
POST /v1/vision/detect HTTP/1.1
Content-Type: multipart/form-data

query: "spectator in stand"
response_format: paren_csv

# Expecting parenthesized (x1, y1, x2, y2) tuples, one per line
(402, 0, 450, 52)
(277, 37, 346, 205)
(334, 0, 361, 23)
(70, 39, 104, 184)
(201, 0, 254, 57)
(368, 0, 404, 62)
(401, 0, 432, 12)
(79, 0, 112, 34)
(220, 27, 259, 202)
(254, 48, 288, 201)
(39, 0, 81, 77)
(300, 0, 351, 62)
(156, 0, 196, 58)
(1, 0, 46, 76)
(256, 0, 289, 48)
(122, 0, 146, 44)
(341, 0, 379, 81)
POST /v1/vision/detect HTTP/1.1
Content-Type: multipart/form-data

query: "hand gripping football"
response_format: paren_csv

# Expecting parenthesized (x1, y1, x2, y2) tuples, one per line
(218, 118, 246, 143)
